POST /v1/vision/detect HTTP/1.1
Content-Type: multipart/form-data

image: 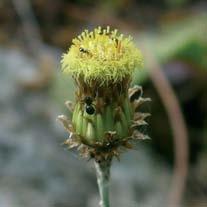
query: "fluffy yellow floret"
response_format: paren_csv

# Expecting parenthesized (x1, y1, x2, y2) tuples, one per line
(61, 26, 143, 84)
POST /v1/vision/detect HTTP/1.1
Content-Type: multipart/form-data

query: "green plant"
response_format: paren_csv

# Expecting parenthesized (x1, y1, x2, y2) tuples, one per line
(58, 26, 150, 207)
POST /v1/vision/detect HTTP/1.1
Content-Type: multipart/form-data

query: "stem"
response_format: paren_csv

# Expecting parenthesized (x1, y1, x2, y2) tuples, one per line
(95, 159, 111, 207)
(141, 42, 188, 207)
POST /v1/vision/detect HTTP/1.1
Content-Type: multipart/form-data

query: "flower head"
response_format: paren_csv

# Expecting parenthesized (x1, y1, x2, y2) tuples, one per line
(58, 27, 149, 162)
(61, 26, 143, 84)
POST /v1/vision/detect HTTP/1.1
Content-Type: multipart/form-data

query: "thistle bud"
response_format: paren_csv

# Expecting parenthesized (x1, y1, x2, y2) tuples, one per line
(58, 26, 150, 161)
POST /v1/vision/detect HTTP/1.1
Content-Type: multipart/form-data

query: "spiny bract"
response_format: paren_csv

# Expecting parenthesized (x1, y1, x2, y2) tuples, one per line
(61, 26, 143, 84)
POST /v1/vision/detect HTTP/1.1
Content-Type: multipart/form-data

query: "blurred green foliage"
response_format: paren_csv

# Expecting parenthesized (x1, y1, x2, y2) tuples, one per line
(134, 13, 207, 84)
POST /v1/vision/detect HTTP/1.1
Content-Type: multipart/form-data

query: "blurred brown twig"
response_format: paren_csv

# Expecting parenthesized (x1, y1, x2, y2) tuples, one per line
(141, 42, 189, 207)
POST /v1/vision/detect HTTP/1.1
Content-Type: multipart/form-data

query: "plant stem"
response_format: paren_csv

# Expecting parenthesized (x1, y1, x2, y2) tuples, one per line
(95, 159, 111, 207)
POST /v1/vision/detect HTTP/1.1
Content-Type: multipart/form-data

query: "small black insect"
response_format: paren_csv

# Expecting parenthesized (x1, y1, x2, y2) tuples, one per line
(79, 47, 89, 54)
(83, 96, 95, 115)
(85, 105, 95, 115)
(84, 96, 93, 105)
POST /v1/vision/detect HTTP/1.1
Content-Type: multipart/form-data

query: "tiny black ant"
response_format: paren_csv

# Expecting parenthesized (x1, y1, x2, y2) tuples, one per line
(79, 47, 89, 54)
(84, 96, 93, 105)
(83, 96, 95, 115)
(85, 105, 95, 115)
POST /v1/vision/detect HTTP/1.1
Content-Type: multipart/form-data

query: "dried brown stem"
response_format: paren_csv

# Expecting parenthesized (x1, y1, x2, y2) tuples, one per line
(141, 43, 188, 207)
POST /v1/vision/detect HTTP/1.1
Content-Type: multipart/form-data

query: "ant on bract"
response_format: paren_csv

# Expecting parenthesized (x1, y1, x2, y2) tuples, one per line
(83, 96, 95, 115)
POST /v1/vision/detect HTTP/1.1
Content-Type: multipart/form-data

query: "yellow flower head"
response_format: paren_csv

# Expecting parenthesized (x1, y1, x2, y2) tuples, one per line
(61, 26, 143, 84)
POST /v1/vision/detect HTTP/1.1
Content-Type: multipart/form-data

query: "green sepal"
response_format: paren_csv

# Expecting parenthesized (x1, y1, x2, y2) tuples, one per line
(115, 121, 123, 138)
(105, 105, 114, 131)
(72, 103, 80, 126)
(123, 98, 132, 124)
(86, 122, 96, 144)
(81, 113, 88, 137)
(120, 110, 128, 137)
(76, 110, 83, 135)
(96, 113, 105, 141)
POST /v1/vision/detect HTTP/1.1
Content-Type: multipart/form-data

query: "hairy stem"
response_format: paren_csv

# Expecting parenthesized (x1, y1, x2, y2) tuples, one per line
(95, 159, 111, 207)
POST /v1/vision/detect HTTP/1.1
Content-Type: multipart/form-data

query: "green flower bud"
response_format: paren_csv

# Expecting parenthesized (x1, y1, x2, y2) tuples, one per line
(58, 26, 150, 161)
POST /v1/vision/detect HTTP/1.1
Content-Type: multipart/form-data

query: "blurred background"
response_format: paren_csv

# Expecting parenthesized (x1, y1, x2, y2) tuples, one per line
(0, 0, 207, 207)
